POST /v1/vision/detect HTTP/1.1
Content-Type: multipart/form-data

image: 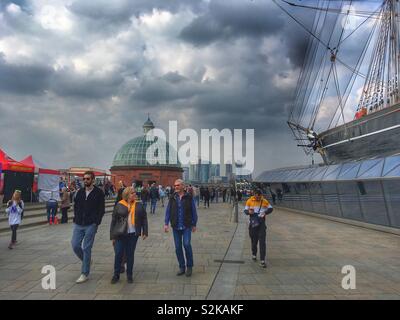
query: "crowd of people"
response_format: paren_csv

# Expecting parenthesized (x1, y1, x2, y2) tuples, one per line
(3, 173, 273, 285)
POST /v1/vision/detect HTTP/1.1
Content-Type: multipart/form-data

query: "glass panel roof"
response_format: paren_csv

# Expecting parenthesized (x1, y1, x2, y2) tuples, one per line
(310, 166, 328, 181)
(357, 159, 384, 178)
(357, 159, 382, 177)
(338, 163, 361, 180)
(383, 165, 400, 178)
(255, 154, 400, 183)
(297, 168, 316, 181)
(322, 164, 341, 181)
(382, 155, 400, 176)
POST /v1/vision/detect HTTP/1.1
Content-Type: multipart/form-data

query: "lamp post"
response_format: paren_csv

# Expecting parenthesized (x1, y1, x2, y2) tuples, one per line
(230, 174, 238, 223)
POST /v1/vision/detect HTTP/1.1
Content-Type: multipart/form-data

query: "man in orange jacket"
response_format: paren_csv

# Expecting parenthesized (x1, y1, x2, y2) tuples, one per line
(244, 189, 273, 268)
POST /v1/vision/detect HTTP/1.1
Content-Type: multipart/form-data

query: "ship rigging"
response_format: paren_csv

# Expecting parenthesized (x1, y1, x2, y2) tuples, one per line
(273, 0, 400, 164)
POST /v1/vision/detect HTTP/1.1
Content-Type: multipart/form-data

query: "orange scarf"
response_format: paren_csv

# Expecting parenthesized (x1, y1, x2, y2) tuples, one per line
(119, 200, 135, 226)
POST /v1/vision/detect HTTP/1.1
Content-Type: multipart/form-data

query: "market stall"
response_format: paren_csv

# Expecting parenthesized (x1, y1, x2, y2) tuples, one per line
(0, 149, 34, 203)
(20, 155, 61, 202)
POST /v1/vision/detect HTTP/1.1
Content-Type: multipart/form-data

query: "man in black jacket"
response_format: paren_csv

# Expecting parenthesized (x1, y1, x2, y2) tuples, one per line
(149, 183, 159, 214)
(141, 186, 150, 211)
(71, 171, 105, 284)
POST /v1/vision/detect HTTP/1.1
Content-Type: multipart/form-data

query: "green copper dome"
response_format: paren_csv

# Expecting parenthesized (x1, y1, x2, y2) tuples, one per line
(112, 118, 181, 168)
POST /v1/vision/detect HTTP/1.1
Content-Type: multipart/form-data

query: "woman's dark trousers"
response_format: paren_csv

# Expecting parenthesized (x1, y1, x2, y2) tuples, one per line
(61, 207, 69, 223)
(114, 234, 139, 278)
(249, 224, 266, 261)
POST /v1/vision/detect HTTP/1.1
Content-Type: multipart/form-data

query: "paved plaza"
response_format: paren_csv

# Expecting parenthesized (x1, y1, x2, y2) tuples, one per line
(0, 202, 399, 300)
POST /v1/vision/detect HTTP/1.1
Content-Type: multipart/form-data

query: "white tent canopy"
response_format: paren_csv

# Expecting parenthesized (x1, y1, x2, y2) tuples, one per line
(20, 155, 61, 202)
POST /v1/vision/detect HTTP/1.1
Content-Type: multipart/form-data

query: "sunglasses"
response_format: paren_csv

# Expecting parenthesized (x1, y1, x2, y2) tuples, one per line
(174, 185, 181, 187)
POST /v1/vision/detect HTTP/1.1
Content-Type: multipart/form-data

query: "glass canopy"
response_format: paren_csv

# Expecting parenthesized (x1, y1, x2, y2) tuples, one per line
(255, 154, 400, 183)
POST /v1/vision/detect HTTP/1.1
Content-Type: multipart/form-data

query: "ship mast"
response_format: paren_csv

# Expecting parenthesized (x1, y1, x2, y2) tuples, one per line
(358, 0, 399, 115)
(274, 0, 395, 160)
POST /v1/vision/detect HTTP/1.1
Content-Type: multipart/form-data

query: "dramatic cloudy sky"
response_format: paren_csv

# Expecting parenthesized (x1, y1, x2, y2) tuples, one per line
(0, 0, 316, 177)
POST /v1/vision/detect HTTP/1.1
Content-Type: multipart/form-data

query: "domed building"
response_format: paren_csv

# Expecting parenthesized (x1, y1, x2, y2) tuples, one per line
(110, 117, 183, 187)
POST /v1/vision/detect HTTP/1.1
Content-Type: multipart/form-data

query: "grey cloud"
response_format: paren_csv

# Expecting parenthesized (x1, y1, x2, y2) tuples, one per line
(0, 0, 315, 175)
(0, 4, 46, 38)
(50, 68, 125, 99)
(284, 27, 309, 68)
(180, 0, 284, 46)
(0, 54, 124, 99)
(162, 71, 188, 84)
(132, 72, 209, 104)
(0, 0, 30, 11)
(68, 0, 204, 23)
(0, 54, 53, 94)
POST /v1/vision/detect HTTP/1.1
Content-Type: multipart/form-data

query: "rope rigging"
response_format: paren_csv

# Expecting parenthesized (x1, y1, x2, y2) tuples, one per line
(273, 0, 399, 156)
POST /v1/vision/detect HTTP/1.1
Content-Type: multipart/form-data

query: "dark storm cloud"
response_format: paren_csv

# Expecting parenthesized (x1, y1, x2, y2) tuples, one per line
(50, 68, 125, 99)
(0, 54, 53, 94)
(162, 71, 187, 84)
(284, 27, 309, 68)
(66, 0, 207, 38)
(133, 33, 295, 132)
(68, 0, 204, 23)
(0, 55, 123, 99)
(0, 0, 318, 175)
(190, 82, 292, 132)
(132, 72, 208, 104)
(180, 0, 284, 46)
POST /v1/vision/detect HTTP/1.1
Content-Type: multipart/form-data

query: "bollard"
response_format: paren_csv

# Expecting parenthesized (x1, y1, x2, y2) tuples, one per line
(234, 198, 239, 223)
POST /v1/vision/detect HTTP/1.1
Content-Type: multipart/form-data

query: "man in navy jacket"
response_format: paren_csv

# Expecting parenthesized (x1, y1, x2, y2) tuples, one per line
(164, 179, 198, 277)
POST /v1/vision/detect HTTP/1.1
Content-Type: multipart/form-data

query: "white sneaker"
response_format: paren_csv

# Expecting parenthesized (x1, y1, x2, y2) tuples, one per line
(76, 274, 88, 284)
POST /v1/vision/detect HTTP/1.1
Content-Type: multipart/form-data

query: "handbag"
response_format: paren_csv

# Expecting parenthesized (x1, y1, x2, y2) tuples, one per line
(111, 216, 128, 238)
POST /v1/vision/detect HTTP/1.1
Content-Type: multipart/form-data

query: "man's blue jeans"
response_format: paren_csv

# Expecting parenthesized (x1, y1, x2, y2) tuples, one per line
(150, 199, 157, 214)
(142, 201, 148, 211)
(114, 233, 139, 278)
(71, 223, 97, 276)
(173, 228, 193, 270)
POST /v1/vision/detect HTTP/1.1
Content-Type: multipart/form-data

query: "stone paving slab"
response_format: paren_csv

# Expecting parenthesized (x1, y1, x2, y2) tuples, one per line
(0, 201, 399, 300)
(0, 202, 234, 300)
(235, 207, 400, 300)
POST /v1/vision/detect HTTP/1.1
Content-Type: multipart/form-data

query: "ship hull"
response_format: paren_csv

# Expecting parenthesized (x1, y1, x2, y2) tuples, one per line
(319, 104, 400, 164)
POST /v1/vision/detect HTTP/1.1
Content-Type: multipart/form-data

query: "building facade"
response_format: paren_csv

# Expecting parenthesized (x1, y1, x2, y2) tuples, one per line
(110, 117, 183, 187)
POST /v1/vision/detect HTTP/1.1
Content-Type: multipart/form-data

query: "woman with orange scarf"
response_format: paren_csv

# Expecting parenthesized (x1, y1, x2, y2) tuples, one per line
(110, 186, 148, 284)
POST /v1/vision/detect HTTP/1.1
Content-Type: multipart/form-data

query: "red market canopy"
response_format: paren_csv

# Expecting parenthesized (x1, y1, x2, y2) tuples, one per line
(20, 155, 60, 175)
(0, 149, 34, 173)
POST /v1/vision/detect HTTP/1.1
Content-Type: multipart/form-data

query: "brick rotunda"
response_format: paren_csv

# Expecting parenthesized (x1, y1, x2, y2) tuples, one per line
(110, 117, 183, 187)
